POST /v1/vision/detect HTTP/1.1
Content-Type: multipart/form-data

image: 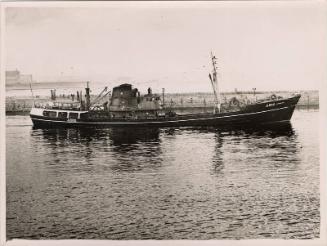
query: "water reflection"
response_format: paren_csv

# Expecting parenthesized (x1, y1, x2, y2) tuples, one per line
(109, 127, 160, 146)
(204, 122, 299, 175)
(31, 127, 163, 173)
(235, 123, 300, 164)
(212, 132, 224, 174)
(7, 113, 319, 239)
(217, 123, 301, 174)
(31, 127, 160, 148)
(107, 127, 163, 172)
(31, 123, 300, 174)
(237, 123, 295, 138)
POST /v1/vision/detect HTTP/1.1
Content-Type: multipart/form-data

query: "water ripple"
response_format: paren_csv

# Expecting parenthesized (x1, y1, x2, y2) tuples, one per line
(6, 111, 320, 239)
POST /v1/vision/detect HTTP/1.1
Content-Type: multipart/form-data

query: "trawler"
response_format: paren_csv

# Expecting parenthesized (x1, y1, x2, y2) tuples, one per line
(30, 54, 301, 128)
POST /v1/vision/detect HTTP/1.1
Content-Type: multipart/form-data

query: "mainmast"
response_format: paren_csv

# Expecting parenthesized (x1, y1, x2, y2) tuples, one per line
(208, 52, 221, 113)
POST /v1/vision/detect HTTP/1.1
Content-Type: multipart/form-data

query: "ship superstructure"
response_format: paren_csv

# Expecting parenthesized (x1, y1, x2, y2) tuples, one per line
(30, 54, 301, 128)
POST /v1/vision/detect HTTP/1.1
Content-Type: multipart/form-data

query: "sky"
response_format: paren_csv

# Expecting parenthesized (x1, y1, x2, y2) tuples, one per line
(4, 1, 327, 93)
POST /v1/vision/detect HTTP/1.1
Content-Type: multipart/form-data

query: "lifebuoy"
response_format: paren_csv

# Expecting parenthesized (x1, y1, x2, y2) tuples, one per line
(270, 94, 277, 100)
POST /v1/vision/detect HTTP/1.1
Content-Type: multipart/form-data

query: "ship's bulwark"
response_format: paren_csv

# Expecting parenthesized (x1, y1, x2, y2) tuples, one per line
(30, 95, 300, 128)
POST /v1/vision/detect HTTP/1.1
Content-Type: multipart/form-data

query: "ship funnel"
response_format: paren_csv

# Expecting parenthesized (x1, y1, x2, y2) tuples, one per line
(85, 81, 91, 110)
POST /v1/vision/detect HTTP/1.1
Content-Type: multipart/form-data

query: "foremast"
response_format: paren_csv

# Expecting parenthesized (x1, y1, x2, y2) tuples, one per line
(209, 52, 221, 113)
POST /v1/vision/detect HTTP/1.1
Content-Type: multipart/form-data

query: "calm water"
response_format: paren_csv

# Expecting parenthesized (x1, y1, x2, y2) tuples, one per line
(6, 110, 320, 240)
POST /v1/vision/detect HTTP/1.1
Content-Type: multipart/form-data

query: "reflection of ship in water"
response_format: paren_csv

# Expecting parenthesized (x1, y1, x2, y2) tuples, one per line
(32, 122, 299, 174)
(212, 131, 224, 174)
(32, 127, 163, 172)
(108, 127, 160, 146)
(190, 122, 299, 175)
(107, 127, 163, 172)
(246, 123, 300, 169)
(32, 126, 160, 144)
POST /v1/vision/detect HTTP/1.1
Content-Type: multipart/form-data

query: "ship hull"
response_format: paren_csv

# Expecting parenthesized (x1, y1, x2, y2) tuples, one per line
(30, 95, 301, 128)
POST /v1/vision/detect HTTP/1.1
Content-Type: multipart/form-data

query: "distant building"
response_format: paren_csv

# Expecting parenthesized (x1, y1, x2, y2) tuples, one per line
(6, 70, 33, 85)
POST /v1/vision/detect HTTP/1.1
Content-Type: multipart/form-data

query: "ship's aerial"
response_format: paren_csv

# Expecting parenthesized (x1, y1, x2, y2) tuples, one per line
(30, 54, 301, 128)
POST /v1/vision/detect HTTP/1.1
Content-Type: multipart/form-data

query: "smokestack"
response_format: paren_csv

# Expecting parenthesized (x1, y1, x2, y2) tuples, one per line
(50, 89, 56, 101)
(162, 88, 165, 107)
(85, 81, 90, 110)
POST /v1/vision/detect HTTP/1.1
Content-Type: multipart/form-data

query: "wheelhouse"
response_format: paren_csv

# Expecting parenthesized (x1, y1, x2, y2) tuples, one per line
(31, 108, 88, 120)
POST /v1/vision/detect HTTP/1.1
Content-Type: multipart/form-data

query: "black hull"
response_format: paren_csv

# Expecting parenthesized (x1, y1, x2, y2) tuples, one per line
(30, 95, 300, 129)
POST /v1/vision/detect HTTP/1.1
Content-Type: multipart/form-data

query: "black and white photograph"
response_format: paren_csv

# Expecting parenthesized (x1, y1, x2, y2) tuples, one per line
(1, 1, 326, 245)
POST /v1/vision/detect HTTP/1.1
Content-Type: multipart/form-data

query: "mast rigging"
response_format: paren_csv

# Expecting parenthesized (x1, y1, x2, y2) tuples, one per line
(209, 52, 221, 113)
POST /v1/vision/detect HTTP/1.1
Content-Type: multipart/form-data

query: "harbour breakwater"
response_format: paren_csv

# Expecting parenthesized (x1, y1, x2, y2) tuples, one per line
(6, 90, 319, 115)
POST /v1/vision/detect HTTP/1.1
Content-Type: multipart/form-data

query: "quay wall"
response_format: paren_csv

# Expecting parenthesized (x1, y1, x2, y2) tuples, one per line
(6, 90, 319, 114)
